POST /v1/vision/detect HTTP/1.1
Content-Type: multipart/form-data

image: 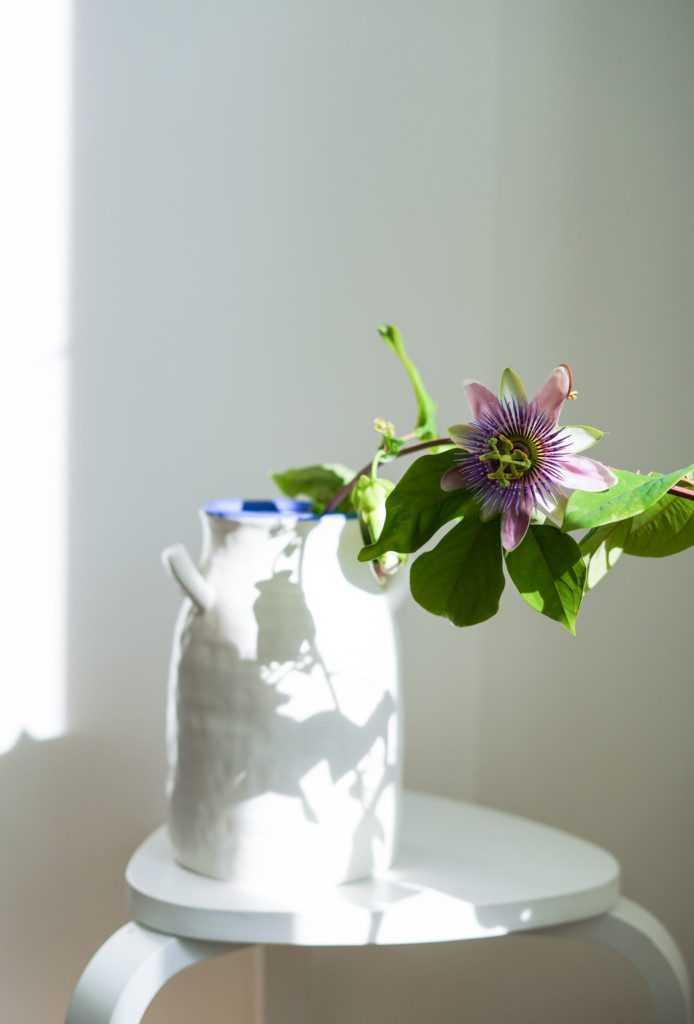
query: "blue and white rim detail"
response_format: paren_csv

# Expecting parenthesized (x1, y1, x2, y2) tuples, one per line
(203, 499, 355, 520)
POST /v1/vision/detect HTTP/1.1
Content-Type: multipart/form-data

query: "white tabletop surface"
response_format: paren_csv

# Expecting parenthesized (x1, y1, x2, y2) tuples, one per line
(126, 791, 620, 946)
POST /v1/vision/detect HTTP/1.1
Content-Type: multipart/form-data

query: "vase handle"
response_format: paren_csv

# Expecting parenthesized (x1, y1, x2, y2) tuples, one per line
(162, 544, 216, 612)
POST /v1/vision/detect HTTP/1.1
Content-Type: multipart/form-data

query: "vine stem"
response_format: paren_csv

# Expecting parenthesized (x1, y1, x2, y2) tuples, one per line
(324, 437, 450, 512)
(668, 483, 694, 501)
(325, 439, 694, 513)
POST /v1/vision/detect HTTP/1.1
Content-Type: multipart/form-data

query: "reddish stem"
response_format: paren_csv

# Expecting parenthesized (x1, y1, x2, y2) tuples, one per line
(668, 483, 694, 501)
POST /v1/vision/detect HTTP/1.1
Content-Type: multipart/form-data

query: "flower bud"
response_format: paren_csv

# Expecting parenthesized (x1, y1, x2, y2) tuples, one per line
(352, 476, 405, 581)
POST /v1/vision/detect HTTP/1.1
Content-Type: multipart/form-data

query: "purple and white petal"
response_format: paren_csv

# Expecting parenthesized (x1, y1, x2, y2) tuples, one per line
(499, 367, 528, 405)
(448, 423, 477, 449)
(451, 364, 612, 531)
(557, 455, 617, 492)
(479, 496, 502, 522)
(441, 465, 468, 492)
(560, 425, 603, 454)
(533, 366, 571, 424)
(541, 491, 568, 527)
(463, 379, 501, 421)
(501, 501, 531, 551)
(534, 488, 561, 514)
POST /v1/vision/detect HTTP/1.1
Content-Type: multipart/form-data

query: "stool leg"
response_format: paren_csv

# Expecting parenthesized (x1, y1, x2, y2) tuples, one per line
(534, 897, 691, 1024)
(65, 921, 247, 1024)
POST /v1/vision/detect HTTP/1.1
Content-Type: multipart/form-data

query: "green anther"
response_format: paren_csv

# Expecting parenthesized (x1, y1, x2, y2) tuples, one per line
(479, 434, 532, 487)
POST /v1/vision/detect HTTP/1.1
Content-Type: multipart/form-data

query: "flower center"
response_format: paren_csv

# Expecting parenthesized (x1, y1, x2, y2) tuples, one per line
(479, 434, 533, 488)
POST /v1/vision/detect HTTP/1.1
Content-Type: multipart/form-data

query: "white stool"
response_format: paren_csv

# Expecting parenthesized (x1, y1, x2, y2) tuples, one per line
(65, 791, 691, 1023)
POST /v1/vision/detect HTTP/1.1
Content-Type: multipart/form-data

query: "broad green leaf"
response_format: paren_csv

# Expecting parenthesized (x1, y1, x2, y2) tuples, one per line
(409, 516, 504, 627)
(358, 449, 472, 561)
(563, 464, 694, 532)
(271, 464, 355, 514)
(580, 519, 631, 592)
(378, 324, 438, 439)
(505, 525, 586, 634)
(623, 492, 694, 558)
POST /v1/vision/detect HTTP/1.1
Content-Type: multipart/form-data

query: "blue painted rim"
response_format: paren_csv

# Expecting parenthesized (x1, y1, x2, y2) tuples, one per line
(203, 499, 356, 520)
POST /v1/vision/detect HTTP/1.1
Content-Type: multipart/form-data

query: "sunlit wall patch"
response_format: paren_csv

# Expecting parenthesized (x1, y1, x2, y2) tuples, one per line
(0, 0, 73, 753)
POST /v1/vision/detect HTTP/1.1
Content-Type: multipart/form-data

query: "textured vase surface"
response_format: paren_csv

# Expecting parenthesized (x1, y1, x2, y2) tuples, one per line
(164, 500, 402, 885)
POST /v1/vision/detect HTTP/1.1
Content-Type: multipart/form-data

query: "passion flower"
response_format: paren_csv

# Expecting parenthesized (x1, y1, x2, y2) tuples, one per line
(442, 365, 617, 550)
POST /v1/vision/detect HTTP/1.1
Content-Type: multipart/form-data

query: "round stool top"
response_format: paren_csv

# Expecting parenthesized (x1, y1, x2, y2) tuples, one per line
(126, 791, 620, 946)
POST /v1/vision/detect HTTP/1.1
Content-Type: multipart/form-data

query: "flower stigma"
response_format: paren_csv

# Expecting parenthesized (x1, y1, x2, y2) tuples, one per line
(479, 434, 532, 487)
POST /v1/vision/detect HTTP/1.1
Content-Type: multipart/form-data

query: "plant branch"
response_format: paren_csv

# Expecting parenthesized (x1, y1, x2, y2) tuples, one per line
(325, 437, 452, 512)
(325, 442, 694, 514)
(668, 483, 694, 501)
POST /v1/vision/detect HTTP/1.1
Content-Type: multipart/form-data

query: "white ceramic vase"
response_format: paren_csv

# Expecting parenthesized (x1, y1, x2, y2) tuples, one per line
(162, 499, 402, 886)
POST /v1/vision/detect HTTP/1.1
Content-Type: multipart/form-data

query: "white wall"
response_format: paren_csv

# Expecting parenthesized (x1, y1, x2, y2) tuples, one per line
(1, 1, 692, 1021)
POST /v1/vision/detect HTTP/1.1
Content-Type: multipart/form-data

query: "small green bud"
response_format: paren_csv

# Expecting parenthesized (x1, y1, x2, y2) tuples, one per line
(352, 475, 394, 530)
(373, 417, 396, 438)
(352, 476, 405, 582)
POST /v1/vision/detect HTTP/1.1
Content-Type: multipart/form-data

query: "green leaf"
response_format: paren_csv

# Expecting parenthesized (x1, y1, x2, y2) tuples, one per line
(271, 464, 355, 514)
(358, 449, 472, 561)
(409, 516, 504, 627)
(563, 464, 694, 532)
(580, 519, 631, 592)
(623, 492, 694, 558)
(378, 324, 438, 439)
(505, 525, 586, 634)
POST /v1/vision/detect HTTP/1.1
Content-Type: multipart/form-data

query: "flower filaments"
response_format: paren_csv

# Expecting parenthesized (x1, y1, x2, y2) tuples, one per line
(450, 398, 574, 524)
(442, 366, 617, 551)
